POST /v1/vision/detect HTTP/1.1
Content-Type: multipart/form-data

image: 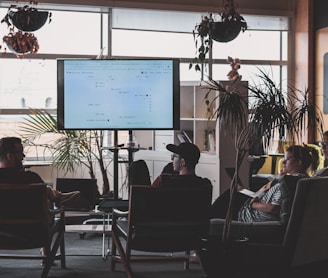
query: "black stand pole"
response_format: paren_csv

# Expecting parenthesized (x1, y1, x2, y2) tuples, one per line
(113, 130, 119, 200)
(108, 130, 137, 201)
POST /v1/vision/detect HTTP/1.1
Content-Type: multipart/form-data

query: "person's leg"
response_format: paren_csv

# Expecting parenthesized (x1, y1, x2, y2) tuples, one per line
(211, 189, 248, 219)
(46, 186, 80, 208)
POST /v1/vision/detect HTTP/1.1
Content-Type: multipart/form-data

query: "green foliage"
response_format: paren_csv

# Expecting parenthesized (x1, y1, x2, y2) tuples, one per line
(203, 68, 323, 242)
(19, 108, 112, 196)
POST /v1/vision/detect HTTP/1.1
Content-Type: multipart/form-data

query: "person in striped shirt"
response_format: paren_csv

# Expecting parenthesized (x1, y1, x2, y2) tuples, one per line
(211, 145, 319, 222)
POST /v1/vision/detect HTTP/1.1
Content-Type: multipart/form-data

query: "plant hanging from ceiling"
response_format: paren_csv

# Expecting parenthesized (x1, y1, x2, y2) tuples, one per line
(190, 0, 247, 72)
(1, 1, 51, 58)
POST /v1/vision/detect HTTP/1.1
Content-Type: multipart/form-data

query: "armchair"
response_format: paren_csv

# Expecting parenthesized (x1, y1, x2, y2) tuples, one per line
(0, 183, 66, 278)
(200, 176, 328, 277)
(110, 185, 212, 278)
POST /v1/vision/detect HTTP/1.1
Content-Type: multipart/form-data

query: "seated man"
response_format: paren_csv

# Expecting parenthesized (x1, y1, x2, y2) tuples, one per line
(152, 142, 212, 190)
(0, 136, 81, 264)
(0, 136, 80, 208)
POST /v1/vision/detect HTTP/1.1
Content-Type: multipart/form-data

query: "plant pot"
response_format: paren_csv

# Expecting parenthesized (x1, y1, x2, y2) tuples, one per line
(211, 21, 243, 43)
(198, 237, 248, 277)
(9, 10, 49, 32)
(3, 32, 39, 55)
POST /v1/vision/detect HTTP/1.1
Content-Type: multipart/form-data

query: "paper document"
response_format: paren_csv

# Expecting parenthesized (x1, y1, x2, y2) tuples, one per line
(239, 189, 264, 198)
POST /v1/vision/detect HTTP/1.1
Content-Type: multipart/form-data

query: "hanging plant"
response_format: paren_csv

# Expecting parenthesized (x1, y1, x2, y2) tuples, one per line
(190, 0, 247, 72)
(3, 30, 39, 58)
(1, 2, 51, 57)
(1, 2, 51, 32)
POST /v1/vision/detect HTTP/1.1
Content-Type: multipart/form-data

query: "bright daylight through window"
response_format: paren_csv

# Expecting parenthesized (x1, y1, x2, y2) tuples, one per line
(0, 5, 288, 159)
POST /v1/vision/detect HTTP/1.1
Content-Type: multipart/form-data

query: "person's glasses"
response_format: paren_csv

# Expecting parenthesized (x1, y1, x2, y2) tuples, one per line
(171, 154, 181, 160)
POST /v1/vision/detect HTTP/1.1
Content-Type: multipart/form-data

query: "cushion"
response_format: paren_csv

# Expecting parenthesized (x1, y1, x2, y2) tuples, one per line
(209, 218, 285, 243)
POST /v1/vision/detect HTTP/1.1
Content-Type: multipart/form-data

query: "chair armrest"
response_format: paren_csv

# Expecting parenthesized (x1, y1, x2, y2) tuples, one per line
(49, 207, 65, 220)
(112, 208, 129, 218)
(209, 218, 285, 243)
(49, 207, 64, 215)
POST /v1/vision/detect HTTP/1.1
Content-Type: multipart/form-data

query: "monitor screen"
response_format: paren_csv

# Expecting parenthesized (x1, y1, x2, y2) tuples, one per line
(57, 59, 180, 130)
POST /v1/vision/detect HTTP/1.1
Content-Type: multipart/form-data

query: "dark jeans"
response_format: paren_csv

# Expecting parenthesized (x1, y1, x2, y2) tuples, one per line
(210, 189, 248, 220)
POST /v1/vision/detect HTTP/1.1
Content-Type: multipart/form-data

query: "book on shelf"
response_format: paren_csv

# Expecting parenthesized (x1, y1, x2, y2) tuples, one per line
(204, 129, 216, 153)
(176, 130, 193, 143)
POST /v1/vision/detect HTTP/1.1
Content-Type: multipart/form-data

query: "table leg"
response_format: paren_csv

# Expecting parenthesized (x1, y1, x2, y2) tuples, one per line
(102, 213, 110, 260)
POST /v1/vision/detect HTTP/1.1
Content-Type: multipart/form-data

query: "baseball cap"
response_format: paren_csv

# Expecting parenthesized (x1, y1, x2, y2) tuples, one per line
(166, 142, 200, 165)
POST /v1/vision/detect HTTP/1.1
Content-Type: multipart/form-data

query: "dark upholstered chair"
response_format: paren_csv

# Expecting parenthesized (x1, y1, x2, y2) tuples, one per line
(200, 177, 328, 277)
(0, 183, 66, 278)
(110, 185, 212, 278)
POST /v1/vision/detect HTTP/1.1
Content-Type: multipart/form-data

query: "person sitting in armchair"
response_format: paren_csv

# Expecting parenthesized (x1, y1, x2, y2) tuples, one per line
(0, 136, 80, 208)
(210, 145, 319, 236)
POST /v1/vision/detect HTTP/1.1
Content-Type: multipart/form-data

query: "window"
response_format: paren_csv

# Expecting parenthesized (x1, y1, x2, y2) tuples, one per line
(0, 5, 289, 158)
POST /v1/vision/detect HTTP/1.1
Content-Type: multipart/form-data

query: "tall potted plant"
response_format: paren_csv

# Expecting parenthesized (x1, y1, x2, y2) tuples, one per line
(19, 109, 115, 197)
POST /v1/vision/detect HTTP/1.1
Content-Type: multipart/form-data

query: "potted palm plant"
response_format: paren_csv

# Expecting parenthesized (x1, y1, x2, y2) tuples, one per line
(19, 109, 115, 197)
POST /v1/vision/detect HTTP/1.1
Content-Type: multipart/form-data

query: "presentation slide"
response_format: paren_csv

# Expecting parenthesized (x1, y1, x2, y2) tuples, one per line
(62, 59, 175, 129)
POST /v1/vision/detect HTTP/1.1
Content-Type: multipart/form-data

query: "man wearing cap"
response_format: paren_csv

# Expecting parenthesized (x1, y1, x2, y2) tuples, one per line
(151, 142, 213, 189)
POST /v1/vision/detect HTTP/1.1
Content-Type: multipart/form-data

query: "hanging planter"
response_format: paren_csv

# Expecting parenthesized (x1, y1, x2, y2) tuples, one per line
(211, 20, 244, 43)
(190, 0, 247, 72)
(3, 30, 39, 57)
(1, 2, 50, 58)
(8, 9, 50, 32)
(1, 4, 51, 32)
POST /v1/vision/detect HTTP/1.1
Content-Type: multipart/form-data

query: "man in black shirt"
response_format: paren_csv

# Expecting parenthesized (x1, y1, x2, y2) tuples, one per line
(152, 142, 212, 190)
(0, 136, 80, 207)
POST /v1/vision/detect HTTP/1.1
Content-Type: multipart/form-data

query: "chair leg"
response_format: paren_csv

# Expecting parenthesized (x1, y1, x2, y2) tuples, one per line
(111, 232, 117, 271)
(184, 250, 190, 270)
(41, 245, 52, 278)
(59, 232, 66, 268)
(111, 230, 134, 278)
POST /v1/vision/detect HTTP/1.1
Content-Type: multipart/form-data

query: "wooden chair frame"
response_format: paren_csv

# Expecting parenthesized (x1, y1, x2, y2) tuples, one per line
(0, 183, 66, 278)
(111, 185, 212, 278)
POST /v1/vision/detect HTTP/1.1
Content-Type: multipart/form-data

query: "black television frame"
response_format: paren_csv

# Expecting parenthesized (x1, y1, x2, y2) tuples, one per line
(57, 58, 180, 130)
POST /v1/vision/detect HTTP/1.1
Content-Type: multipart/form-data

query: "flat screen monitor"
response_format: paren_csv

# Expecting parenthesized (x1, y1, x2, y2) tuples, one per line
(57, 59, 180, 130)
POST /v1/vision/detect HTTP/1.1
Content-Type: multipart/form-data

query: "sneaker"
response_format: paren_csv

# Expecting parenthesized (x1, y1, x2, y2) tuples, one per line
(55, 191, 80, 207)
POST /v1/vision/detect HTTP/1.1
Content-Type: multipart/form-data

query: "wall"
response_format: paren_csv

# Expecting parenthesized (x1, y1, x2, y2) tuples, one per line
(293, 0, 315, 141)
(314, 0, 328, 137)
